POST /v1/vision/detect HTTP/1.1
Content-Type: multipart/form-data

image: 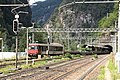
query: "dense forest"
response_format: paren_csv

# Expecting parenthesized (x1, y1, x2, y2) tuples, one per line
(0, 0, 118, 51)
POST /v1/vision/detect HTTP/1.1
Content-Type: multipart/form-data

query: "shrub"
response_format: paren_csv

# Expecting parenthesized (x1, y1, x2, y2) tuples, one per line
(92, 53, 98, 58)
(64, 53, 73, 59)
(74, 54, 81, 58)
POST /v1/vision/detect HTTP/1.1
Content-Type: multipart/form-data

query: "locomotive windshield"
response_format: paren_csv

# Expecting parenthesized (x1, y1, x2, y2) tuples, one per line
(29, 46, 38, 50)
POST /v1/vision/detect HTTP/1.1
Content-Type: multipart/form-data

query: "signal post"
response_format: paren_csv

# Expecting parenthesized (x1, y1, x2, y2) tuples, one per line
(13, 14, 19, 69)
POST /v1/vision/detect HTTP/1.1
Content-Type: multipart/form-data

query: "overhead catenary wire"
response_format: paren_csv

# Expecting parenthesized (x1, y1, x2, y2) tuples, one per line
(59, 1, 119, 10)
(0, 4, 29, 7)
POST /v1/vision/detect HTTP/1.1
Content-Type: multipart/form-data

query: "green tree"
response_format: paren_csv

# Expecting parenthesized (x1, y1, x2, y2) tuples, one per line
(98, 4, 118, 28)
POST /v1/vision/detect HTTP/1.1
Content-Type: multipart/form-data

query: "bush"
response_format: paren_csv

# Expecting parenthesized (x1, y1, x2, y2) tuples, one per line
(92, 54, 98, 58)
(64, 53, 73, 59)
(74, 54, 81, 58)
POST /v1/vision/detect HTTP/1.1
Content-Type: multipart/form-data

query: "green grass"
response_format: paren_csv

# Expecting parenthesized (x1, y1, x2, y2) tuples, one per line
(0, 54, 82, 75)
(21, 60, 48, 69)
(0, 65, 16, 74)
(108, 59, 120, 80)
(98, 54, 120, 80)
(97, 54, 120, 80)
(52, 55, 63, 59)
(97, 66, 105, 80)
(0, 58, 62, 74)
(64, 53, 82, 59)
(72, 54, 81, 58)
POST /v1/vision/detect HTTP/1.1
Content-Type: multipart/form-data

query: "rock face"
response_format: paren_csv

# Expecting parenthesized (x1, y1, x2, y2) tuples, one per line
(31, 0, 114, 28)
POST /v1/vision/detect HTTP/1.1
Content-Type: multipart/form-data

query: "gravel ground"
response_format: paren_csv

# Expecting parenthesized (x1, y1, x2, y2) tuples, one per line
(0, 55, 108, 80)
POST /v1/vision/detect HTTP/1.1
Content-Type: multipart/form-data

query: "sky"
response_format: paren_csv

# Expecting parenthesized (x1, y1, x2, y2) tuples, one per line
(29, 0, 46, 5)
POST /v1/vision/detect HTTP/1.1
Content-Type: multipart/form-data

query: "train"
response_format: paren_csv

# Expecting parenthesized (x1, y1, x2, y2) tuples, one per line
(28, 43, 112, 58)
(79, 44, 112, 55)
(28, 43, 64, 58)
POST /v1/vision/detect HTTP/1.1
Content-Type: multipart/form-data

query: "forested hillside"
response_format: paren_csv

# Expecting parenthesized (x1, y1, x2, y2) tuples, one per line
(46, 0, 117, 50)
(99, 3, 118, 28)
(0, 0, 118, 51)
(50, 0, 114, 28)
(32, 0, 114, 28)
(31, 0, 62, 26)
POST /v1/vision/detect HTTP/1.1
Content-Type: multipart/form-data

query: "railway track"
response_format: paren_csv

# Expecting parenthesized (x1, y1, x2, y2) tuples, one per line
(0, 57, 62, 68)
(0, 56, 91, 79)
(52, 55, 108, 80)
(78, 55, 108, 80)
(0, 55, 108, 80)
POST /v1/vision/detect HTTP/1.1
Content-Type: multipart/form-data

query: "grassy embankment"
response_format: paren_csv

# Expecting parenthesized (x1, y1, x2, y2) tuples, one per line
(0, 54, 82, 74)
(98, 53, 120, 80)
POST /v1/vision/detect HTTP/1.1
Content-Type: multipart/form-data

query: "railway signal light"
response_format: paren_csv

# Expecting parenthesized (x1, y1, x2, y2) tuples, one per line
(13, 19, 19, 34)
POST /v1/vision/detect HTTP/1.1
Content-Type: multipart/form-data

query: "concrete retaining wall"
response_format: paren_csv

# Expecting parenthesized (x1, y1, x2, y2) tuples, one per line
(0, 52, 26, 60)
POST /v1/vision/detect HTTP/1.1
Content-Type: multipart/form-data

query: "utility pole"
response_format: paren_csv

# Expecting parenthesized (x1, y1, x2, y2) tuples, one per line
(15, 35, 18, 68)
(26, 28, 29, 64)
(0, 1, 30, 67)
(45, 24, 50, 56)
(32, 22, 35, 43)
(13, 14, 19, 68)
(114, 21, 117, 53)
(25, 26, 33, 65)
(12, 9, 29, 68)
(68, 28, 70, 50)
(0, 38, 3, 52)
(117, 0, 120, 73)
(118, 1, 120, 53)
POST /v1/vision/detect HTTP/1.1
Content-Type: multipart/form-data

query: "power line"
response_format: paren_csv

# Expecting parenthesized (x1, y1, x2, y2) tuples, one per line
(59, 1, 119, 9)
(0, 4, 29, 7)
(75, 1, 119, 4)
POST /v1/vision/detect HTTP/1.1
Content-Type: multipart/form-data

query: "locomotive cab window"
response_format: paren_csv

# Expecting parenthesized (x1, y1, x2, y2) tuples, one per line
(29, 46, 38, 50)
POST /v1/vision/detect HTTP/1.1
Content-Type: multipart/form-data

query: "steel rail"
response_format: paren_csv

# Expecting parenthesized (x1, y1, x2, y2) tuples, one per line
(79, 55, 109, 80)
(0, 58, 85, 79)
(53, 55, 106, 80)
